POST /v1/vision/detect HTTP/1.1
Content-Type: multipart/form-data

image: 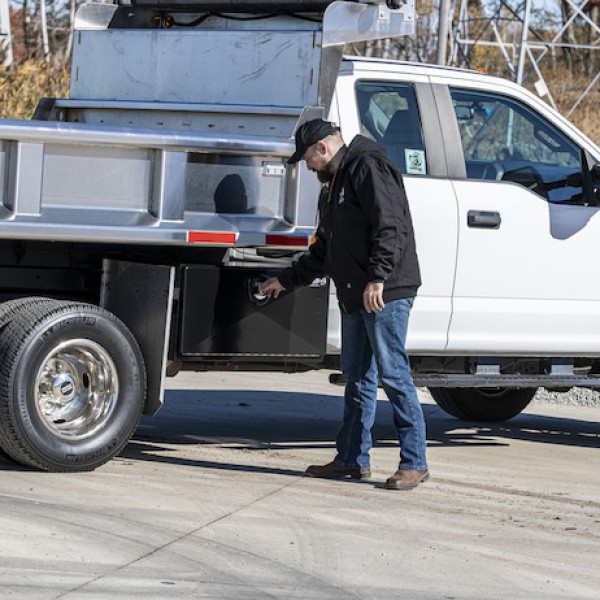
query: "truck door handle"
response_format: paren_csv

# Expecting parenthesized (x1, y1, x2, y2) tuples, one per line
(467, 210, 501, 229)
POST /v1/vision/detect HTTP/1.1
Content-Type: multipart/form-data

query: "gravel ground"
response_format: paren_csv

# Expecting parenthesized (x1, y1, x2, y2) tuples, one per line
(534, 387, 600, 407)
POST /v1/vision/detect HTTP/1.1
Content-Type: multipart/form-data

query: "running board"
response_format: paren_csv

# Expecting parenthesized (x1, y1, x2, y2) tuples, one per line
(328, 373, 600, 389)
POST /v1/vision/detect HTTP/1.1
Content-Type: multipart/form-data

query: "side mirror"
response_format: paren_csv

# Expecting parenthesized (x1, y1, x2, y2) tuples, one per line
(591, 164, 600, 184)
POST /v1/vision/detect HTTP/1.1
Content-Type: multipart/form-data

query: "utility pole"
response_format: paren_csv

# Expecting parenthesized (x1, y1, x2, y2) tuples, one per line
(64, 0, 77, 62)
(40, 0, 50, 58)
(437, 0, 451, 65)
(516, 0, 531, 85)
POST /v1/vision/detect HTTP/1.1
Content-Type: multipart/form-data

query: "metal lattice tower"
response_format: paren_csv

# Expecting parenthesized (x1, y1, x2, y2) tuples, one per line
(449, 0, 600, 118)
(0, 0, 12, 67)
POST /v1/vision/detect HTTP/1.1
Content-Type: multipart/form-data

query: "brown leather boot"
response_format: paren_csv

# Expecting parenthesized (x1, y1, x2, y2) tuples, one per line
(384, 469, 429, 490)
(305, 461, 371, 480)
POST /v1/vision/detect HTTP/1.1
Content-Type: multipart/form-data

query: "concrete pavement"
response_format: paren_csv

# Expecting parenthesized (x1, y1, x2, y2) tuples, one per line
(0, 370, 598, 599)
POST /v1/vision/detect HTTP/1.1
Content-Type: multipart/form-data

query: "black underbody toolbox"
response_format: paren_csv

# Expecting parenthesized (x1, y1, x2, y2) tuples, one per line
(179, 265, 328, 359)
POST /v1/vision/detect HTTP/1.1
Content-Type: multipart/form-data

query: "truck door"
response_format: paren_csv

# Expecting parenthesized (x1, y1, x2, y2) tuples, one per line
(334, 71, 458, 352)
(444, 86, 600, 353)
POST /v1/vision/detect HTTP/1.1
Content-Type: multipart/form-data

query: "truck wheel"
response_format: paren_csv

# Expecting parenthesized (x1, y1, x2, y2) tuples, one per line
(0, 301, 146, 471)
(428, 387, 536, 421)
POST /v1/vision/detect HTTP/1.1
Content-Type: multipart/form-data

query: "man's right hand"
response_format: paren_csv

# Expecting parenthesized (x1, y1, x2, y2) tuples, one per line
(260, 277, 286, 299)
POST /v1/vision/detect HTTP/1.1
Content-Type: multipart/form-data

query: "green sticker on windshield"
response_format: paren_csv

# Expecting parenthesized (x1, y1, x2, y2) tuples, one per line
(405, 149, 426, 175)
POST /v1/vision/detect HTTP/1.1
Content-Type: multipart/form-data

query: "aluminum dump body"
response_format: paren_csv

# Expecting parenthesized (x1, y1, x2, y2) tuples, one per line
(0, 1, 415, 249)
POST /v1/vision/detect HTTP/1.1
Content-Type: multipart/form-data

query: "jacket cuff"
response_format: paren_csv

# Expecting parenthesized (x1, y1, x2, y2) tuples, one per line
(367, 266, 388, 282)
(278, 270, 297, 291)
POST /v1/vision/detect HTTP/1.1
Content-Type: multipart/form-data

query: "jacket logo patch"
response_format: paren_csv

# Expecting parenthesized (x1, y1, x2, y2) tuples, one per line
(338, 188, 345, 204)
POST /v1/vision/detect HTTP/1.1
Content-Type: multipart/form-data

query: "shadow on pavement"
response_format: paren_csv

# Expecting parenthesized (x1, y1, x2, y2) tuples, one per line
(132, 388, 600, 452)
(0, 388, 597, 473)
(122, 441, 307, 477)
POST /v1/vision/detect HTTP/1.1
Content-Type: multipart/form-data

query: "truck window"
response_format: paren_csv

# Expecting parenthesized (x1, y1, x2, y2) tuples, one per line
(450, 88, 583, 203)
(355, 81, 427, 176)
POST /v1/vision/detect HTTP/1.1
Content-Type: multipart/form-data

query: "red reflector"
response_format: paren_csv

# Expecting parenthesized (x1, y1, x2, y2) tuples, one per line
(188, 231, 237, 244)
(265, 235, 309, 247)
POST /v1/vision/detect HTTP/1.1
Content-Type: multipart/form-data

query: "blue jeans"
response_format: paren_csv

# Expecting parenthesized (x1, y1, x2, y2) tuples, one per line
(335, 298, 427, 471)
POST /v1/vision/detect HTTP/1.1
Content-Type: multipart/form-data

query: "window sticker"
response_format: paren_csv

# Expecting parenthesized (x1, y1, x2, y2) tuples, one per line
(405, 149, 426, 175)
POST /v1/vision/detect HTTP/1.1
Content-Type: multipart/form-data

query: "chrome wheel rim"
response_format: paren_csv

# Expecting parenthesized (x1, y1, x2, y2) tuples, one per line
(35, 339, 118, 440)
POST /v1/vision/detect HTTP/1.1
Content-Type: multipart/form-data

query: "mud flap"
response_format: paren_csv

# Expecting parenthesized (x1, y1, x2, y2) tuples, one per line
(101, 259, 175, 416)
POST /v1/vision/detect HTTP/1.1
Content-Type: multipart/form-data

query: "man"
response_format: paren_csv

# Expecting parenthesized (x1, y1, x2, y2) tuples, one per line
(260, 118, 428, 490)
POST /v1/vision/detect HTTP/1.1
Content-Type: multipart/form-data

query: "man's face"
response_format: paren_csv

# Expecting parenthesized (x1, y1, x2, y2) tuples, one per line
(303, 141, 334, 183)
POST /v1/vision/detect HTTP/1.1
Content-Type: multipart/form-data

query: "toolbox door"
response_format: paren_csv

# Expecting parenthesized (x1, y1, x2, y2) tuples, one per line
(178, 265, 328, 360)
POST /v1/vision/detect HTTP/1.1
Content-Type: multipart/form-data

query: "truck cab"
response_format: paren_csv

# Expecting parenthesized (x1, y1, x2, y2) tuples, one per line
(325, 58, 600, 420)
(327, 59, 600, 357)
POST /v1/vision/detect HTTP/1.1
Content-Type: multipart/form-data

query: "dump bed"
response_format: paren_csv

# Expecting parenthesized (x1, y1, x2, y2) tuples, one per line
(0, 1, 414, 250)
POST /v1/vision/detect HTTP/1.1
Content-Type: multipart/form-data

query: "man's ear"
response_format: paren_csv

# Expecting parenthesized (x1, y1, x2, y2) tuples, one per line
(316, 140, 328, 156)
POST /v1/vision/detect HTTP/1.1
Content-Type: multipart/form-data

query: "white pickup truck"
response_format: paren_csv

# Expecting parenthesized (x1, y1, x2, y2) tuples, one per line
(326, 58, 600, 421)
(0, 0, 598, 472)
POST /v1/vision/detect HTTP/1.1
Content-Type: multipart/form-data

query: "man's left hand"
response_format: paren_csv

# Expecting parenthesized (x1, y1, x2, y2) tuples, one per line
(363, 282, 385, 313)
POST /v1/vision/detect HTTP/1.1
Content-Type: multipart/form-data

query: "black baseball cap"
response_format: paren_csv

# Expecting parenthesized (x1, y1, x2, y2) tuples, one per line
(288, 119, 340, 164)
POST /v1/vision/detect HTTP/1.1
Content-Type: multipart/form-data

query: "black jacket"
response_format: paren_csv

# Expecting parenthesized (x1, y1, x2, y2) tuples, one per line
(279, 135, 421, 313)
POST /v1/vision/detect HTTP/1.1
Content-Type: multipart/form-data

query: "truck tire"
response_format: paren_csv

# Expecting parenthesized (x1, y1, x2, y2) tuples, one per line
(0, 298, 67, 466)
(0, 300, 146, 472)
(0, 296, 62, 329)
(428, 387, 536, 422)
